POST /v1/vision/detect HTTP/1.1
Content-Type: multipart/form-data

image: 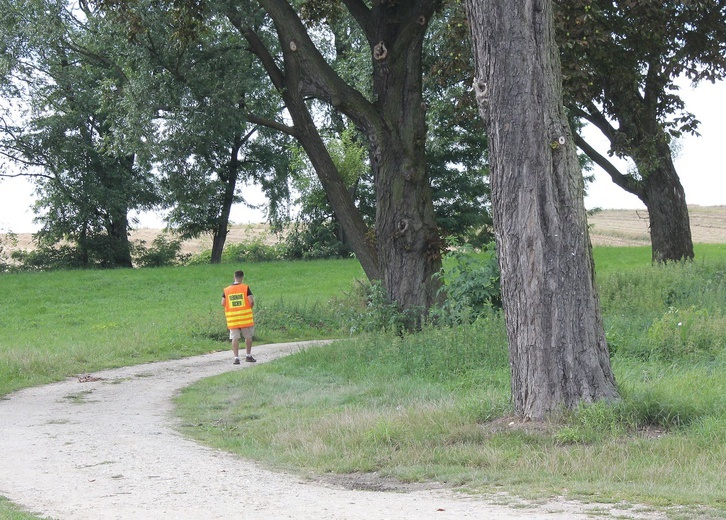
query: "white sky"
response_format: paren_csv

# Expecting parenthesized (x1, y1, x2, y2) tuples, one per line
(584, 78, 726, 211)
(1, 80, 724, 234)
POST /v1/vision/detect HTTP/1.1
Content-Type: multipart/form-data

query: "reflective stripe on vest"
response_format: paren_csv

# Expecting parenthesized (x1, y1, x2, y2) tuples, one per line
(223, 283, 254, 329)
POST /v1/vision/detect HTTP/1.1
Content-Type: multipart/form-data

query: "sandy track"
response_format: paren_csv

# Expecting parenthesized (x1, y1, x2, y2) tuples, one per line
(0, 341, 667, 520)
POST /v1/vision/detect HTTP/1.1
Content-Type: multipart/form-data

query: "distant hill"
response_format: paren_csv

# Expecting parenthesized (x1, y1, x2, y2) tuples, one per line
(4, 206, 725, 256)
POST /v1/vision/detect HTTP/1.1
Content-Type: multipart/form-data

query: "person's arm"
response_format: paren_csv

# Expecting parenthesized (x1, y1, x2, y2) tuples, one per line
(221, 292, 226, 307)
(248, 294, 254, 308)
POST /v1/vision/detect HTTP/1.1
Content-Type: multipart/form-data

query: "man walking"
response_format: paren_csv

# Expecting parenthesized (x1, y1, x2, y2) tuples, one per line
(222, 270, 256, 364)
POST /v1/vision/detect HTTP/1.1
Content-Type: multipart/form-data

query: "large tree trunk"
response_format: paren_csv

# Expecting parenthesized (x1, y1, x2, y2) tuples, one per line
(368, 4, 442, 312)
(638, 141, 694, 263)
(466, 0, 618, 418)
(108, 212, 133, 268)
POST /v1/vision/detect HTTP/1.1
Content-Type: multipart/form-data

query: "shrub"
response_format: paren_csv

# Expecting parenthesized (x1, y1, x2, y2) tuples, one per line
(335, 280, 417, 335)
(185, 239, 284, 265)
(10, 244, 88, 271)
(133, 235, 188, 268)
(222, 240, 284, 263)
(283, 221, 352, 260)
(432, 241, 501, 325)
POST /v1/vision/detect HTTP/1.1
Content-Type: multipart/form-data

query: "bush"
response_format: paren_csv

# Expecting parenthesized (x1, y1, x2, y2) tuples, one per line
(133, 235, 188, 268)
(10, 244, 88, 271)
(185, 239, 284, 265)
(335, 280, 417, 335)
(283, 221, 352, 260)
(432, 241, 501, 325)
(222, 240, 284, 263)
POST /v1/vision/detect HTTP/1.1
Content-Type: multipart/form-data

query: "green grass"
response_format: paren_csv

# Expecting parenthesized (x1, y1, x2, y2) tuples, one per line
(0, 497, 51, 520)
(0, 259, 365, 395)
(1, 245, 725, 519)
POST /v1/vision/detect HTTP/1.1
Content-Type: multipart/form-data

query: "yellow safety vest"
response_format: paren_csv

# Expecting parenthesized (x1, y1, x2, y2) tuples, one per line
(223, 283, 254, 329)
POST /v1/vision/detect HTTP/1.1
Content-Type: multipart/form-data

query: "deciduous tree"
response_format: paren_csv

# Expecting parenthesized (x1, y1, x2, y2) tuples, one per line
(556, 0, 726, 262)
(0, 0, 157, 267)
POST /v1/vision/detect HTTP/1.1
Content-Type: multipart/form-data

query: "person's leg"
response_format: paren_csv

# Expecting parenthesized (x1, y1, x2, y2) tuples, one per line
(242, 327, 255, 362)
(230, 329, 241, 363)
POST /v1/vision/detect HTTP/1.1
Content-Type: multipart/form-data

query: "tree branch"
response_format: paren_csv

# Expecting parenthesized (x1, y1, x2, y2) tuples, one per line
(245, 113, 296, 137)
(574, 103, 617, 143)
(225, 15, 286, 92)
(573, 133, 645, 199)
(340, 0, 370, 32)
(256, 0, 381, 135)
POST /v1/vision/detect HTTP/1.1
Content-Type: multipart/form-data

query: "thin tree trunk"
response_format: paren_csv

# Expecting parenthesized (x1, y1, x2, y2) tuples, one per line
(467, 0, 618, 418)
(210, 144, 240, 264)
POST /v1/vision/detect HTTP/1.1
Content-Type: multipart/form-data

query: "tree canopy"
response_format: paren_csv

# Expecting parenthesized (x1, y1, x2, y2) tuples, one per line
(557, 0, 726, 262)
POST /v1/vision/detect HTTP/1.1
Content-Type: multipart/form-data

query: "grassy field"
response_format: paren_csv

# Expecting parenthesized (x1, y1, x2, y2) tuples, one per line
(1, 244, 724, 519)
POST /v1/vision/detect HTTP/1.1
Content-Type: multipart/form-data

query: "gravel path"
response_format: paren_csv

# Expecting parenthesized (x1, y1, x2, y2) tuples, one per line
(0, 341, 665, 520)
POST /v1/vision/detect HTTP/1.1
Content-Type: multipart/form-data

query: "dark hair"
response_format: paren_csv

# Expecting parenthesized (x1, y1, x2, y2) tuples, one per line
(234, 270, 244, 279)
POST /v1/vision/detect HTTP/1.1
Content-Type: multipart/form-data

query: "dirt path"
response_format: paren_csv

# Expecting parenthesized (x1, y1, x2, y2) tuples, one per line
(0, 342, 665, 520)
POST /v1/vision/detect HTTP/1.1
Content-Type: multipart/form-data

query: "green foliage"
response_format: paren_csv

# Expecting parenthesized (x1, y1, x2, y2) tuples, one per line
(222, 240, 285, 263)
(424, 0, 493, 244)
(10, 244, 89, 271)
(132, 235, 188, 268)
(432, 241, 501, 324)
(334, 280, 416, 335)
(283, 221, 352, 260)
(281, 130, 369, 260)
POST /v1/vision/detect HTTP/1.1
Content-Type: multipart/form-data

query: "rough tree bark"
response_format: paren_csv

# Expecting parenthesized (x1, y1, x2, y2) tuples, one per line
(641, 142, 693, 263)
(466, 0, 619, 418)
(363, 1, 443, 312)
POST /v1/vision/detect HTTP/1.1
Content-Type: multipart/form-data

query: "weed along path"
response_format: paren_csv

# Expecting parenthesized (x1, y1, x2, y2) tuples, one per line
(0, 341, 664, 520)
